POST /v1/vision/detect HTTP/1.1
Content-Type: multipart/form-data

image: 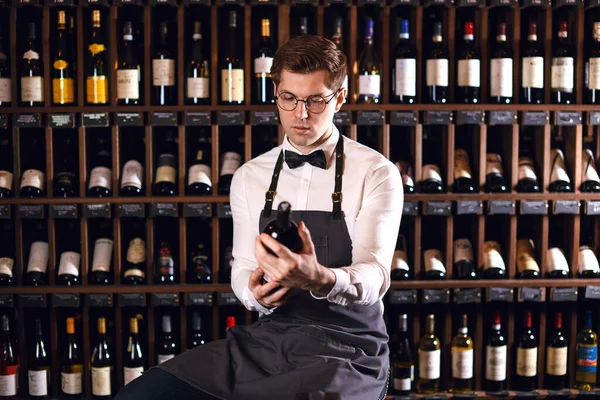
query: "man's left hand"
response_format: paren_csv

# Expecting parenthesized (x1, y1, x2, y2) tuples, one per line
(255, 221, 336, 294)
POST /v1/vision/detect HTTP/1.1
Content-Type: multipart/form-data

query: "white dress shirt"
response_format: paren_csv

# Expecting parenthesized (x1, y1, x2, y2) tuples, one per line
(229, 124, 403, 314)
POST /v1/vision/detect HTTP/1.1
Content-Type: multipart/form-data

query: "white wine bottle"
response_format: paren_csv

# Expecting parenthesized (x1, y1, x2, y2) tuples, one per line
(91, 317, 113, 399)
(418, 314, 441, 394)
(61, 318, 83, 399)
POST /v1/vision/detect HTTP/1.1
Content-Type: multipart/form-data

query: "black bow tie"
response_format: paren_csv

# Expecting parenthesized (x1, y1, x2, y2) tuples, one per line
(284, 150, 327, 169)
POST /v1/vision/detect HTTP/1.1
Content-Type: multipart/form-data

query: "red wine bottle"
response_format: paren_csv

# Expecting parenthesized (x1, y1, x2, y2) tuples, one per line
(262, 202, 302, 254)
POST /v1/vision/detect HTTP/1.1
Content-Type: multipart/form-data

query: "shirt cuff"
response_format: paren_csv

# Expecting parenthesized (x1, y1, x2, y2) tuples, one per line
(242, 285, 277, 315)
(310, 268, 350, 303)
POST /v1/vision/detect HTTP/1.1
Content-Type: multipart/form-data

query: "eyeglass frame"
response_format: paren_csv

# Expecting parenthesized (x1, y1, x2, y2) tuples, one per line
(274, 87, 342, 114)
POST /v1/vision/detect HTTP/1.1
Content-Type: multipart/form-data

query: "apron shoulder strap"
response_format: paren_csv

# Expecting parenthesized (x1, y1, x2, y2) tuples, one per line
(262, 150, 285, 219)
(332, 134, 344, 220)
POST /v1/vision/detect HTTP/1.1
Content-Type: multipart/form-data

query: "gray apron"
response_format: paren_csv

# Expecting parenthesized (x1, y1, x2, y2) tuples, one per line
(159, 135, 389, 400)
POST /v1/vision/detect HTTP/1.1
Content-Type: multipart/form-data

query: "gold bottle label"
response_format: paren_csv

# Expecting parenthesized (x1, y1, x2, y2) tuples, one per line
(87, 76, 108, 104)
(127, 238, 146, 264)
(52, 78, 75, 104)
(517, 239, 540, 273)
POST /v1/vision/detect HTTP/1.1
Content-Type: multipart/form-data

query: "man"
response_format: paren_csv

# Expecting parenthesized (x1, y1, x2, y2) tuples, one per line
(116, 34, 402, 400)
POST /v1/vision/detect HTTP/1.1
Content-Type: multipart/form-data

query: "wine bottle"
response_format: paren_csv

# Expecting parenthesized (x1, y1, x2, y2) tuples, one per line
(451, 314, 473, 393)
(521, 21, 544, 104)
(189, 311, 206, 349)
(186, 21, 209, 105)
(89, 220, 113, 285)
(547, 225, 570, 279)
(485, 132, 509, 193)
(28, 318, 50, 399)
(25, 225, 49, 286)
(0, 132, 12, 198)
(490, 22, 513, 104)
(52, 10, 75, 105)
(392, 19, 416, 104)
(255, 18, 275, 104)
(262, 201, 302, 255)
(189, 241, 212, 284)
(86, 10, 108, 105)
(422, 244, 446, 280)
(516, 311, 538, 391)
(157, 315, 177, 364)
(453, 223, 476, 280)
(0, 27, 11, 107)
(87, 135, 112, 197)
(122, 220, 146, 285)
(417, 314, 441, 394)
(575, 310, 598, 390)
(457, 22, 480, 104)
(221, 10, 244, 105)
(391, 314, 413, 395)
(298, 17, 308, 36)
(551, 21, 575, 104)
(61, 318, 83, 399)
(516, 236, 540, 279)
(91, 317, 113, 399)
(421, 128, 444, 193)
(220, 245, 233, 284)
(19, 132, 45, 198)
(52, 132, 79, 198)
(119, 137, 144, 196)
(0, 222, 14, 285)
(516, 132, 541, 193)
(426, 22, 448, 104)
(357, 17, 381, 104)
(331, 17, 348, 97)
(186, 129, 212, 195)
(581, 148, 600, 192)
(117, 21, 140, 106)
(587, 22, 600, 104)
(56, 221, 81, 286)
(0, 315, 17, 399)
(546, 312, 568, 390)
(226, 316, 236, 329)
(579, 219, 600, 278)
(21, 22, 44, 107)
(153, 130, 177, 196)
(482, 240, 506, 279)
(395, 161, 415, 195)
(217, 151, 242, 195)
(391, 235, 410, 281)
(124, 317, 144, 386)
(155, 237, 175, 284)
(453, 148, 476, 194)
(549, 149, 571, 192)
(152, 22, 175, 106)
(485, 312, 507, 391)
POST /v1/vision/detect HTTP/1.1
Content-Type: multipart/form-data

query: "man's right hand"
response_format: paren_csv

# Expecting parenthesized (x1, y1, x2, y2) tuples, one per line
(248, 267, 292, 309)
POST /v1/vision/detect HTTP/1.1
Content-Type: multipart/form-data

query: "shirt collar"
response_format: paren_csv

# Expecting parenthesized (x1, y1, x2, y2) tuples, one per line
(282, 124, 340, 168)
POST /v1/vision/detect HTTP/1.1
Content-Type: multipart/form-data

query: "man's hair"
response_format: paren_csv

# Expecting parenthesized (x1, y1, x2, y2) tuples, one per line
(271, 35, 347, 92)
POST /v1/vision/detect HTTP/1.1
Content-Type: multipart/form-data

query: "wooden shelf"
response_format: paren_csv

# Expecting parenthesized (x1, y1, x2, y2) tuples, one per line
(385, 389, 600, 399)
(389, 278, 600, 289)
(0, 283, 233, 294)
(0, 195, 230, 204)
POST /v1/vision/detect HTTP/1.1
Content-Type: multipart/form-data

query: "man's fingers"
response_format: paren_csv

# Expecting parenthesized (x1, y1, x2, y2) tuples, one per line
(248, 267, 264, 289)
(261, 286, 292, 306)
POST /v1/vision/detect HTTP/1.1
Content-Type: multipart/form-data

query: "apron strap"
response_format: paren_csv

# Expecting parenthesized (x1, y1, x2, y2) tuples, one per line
(262, 150, 285, 219)
(332, 135, 344, 220)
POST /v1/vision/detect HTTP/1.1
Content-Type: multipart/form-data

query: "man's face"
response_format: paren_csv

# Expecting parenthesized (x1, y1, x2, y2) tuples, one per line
(275, 69, 346, 154)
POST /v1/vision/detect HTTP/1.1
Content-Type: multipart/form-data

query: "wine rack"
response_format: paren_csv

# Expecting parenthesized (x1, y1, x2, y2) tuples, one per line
(1, 0, 600, 398)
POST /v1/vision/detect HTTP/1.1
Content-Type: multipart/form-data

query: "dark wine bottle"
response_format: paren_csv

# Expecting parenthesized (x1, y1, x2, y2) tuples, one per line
(420, 128, 444, 193)
(579, 218, 600, 278)
(581, 147, 600, 192)
(186, 129, 212, 195)
(87, 135, 112, 197)
(516, 132, 540, 193)
(262, 201, 302, 254)
(485, 313, 507, 391)
(0, 315, 17, 399)
(481, 240, 506, 279)
(0, 27, 12, 107)
(521, 21, 544, 104)
(547, 220, 570, 279)
(485, 131, 509, 193)
(152, 21, 175, 106)
(422, 222, 446, 280)
(587, 22, 600, 104)
(0, 222, 14, 285)
(27, 318, 50, 399)
(545, 312, 568, 390)
(124, 317, 144, 386)
(119, 135, 145, 196)
(0, 132, 12, 198)
(549, 133, 572, 192)
(392, 18, 416, 104)
(186, 21, 209, 105)
(117, 21, 140, 106)
(390, 314, 414, 395)
(551, 21, 575, 105)
(21, 22, 44, 107)
(189, 311, 206, 349)
(490, 22, 513, 104)
(189, 241, 212, 284)
(155, 238, 175, 284)
(516, 222, 540, 279)
(19, 131, 46, 198)
(89, 219, 113, 285)
(122, 219, 146, 285)
(217, 151, 242, 196)
(52, 131, 79, 198)
(391, 235, 410, 281)
(515, 311, 538, 391)
(254, 18, 275, 104)
(220, 11, 244, 105)
(25, 223, 49, 286)
(56, 221, 81, 286)
(456, 21, 480, 104)
(426, 22, 448, 104)
(453, 222, 476, 280)
(157, 315, 177, 364)
(453, 148, 476, 194)
(331, 17, 348, 97)
(153, 130, 177, 196)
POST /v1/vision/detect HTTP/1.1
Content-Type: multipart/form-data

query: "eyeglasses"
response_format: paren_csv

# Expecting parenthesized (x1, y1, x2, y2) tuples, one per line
(274, 89, 340, 114)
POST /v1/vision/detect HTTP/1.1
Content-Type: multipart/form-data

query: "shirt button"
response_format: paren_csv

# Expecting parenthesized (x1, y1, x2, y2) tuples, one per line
(303, 179, 308, 183)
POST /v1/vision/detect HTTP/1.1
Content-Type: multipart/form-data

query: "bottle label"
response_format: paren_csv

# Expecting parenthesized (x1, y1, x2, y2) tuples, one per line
(516, 347, 538, 377)
(589, 58, 600, 90)
(127, 238, 146, 264)
(88, 43, 106, 56)
(422, 164, 442, 183)
(124, 268, 145, 278)
(452, 348, 473, 379)
(52, 78, 75, 104)
(393, 377, 411, 391)
(358, 75, 381, 96)
(486, 154, 504, 176)
(457, 59, 480, 88)
(91, 366, 112, 396)
(423, 249, 445, 273)
(454, 149, 472, 179)
(61, 372, 82, 395)
(123, 366, 144, 386)
(21, 169, 45, 190)
(394, 58, 416, 96)
(23, 50, 39, 60)
(58, 251, 81, 277)
(0, 170, 13, 191)
(28, 369, 48, 396)
(92, 238, 113, 273)
(159, 246, 174, 275)
(158, 354, 175, 364)
(117, 69, 140, 100)
(546, 346, 568, 376)
(579, 246, 600, 273)
(418, 349, 441, 379)
(187, 77, 209, 99)
(393, 249, 409, 271)
(0, 257, 13, 277)
(577, 344, 598, 374)
(0, 373, 17, 396)
(89, 166, 112, 191)
(547, 247, 569, 272)
(121, 160, 143, 190)
(221, 68, 244, 102)
(220, 152, 242, 176)
(27, 241, 49, 273)
(395, 161, 414, 188)
(426, 59, 449, 87)
(517, 239, 540, 273)
(86, 76, 108, 104)
(551, 57, 574, 91)
(522, 57, 544, 89)
(518, 157, 538, 181)
(21, 76, 44, 102)
(188, 164, 212, 187)
(486, 345, 507, 381)
(453, 238, 473, 263)
(490, 58, 513, 97)
(0, 78, 11, 102)
(550, 149, 570, 184)
(155, 154, 176, 184)
(483, 241, 506, 271)
(582, 149, 600, 184)
(152, 59, 175, 86)
(254, 57, 273, 75)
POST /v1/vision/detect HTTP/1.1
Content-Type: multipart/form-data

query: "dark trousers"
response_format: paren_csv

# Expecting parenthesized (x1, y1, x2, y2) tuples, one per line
(114, 367, 221, 400)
